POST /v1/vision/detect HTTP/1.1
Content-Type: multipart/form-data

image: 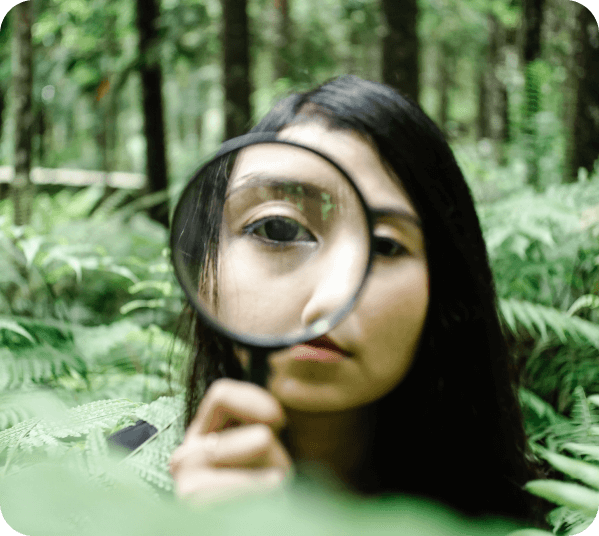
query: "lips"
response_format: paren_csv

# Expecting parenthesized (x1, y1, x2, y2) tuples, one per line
(304, 335, 349, 355)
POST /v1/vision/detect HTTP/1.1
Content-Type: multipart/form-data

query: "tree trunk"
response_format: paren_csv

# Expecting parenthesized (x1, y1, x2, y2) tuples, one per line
(11, 1, 34, 226)
(566, 4, 599, 182)
(437, 42, 450, 136)
(222, 0, 251, 139)
(37, 107, 45, 166)
(136, 0, 170, 227)
(521, 0, 545, 190)
(478, 14, 508, 162)
(274, 0, 292, 80)
(381, 0, 419, 102)
(477, 64, 488, 140)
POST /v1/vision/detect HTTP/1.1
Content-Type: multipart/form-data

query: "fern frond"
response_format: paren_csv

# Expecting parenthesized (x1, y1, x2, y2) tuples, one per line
(535, 447, 599, 490)
(571, 386, 598, 430)
(524, 479, 599, 517)
(0, 398, 139, 457)
(0, 344, 87, 390)
(547, 505, 593, 535)
(121, 395, 185, 493)
(0, 319, 34, 342)
(70, 320, 143, 362)
(0, 388, 69, 432)
(44, 398, 141, 439)
(499, 299, 599, 348)
(85, 424, 110, 480)
(562, 443, 599, 462)
(133, 394, 184, 430)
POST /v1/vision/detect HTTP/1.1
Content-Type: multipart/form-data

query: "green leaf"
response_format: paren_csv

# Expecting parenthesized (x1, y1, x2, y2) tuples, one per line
(567, 295, 599, 317)
(0, 320, 34, 343)
(120, 299, 167, 315)
(536, 448, 599, 490)
(524, 479, 599, 516)
(18, 236, 44, 269)
(128, 280, 173, 296)
(562, 443, 599, 462)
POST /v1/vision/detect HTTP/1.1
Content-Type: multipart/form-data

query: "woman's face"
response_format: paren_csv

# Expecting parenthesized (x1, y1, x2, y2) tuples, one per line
(220, 123, 429, 412)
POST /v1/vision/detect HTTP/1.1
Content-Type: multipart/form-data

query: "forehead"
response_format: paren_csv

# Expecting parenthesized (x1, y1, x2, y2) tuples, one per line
(275, 124, 417, 217)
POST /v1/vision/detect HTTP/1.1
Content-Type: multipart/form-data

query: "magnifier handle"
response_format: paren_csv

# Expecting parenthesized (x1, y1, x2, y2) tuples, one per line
(247, 347, 270, 388)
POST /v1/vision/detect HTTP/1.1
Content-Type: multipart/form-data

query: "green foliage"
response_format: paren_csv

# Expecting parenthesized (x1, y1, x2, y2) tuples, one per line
(0, 393, 184, 491)
(522, 387, 599, 534)
(0, 392, 525, 536)
(0, 187, 186, 438)
(499, 299, 599, 349)
(0, 460, 527, 536)
(479, 179, 599, 309)
(0, 1, 596, 530)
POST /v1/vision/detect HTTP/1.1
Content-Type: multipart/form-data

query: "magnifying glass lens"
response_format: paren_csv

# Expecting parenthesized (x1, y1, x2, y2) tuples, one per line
(171, 140, 370, 348)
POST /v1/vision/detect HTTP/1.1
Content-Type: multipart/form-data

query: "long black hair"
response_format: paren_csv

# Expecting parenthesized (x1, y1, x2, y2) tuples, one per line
(181, 75, 550, 526)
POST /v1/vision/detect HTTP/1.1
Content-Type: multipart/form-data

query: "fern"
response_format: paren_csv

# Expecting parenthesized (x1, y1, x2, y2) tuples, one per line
(524, 387, 599, 533)
(0, 394, 184, 499)
(0, 344, 88, 390)
(0, 398, 139, 458)
(499, 298, 599, 349)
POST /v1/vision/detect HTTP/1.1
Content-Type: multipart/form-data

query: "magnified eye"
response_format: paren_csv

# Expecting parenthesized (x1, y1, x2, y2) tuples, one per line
(374, 237, 408, 258)
(243, 216, 316, 244)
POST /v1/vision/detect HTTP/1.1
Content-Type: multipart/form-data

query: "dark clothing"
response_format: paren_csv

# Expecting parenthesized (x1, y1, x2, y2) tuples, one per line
(106, 420, 157, 452)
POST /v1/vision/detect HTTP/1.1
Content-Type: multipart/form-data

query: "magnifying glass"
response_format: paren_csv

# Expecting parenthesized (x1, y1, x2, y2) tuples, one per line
(170, 132, 373, 387)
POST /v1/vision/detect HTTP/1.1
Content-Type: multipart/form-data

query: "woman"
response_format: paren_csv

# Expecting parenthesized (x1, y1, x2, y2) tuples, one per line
(168, 75, 549, 526)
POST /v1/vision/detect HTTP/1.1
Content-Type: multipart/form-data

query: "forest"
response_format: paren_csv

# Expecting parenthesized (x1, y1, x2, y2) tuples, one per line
(0, 0, 598, 534)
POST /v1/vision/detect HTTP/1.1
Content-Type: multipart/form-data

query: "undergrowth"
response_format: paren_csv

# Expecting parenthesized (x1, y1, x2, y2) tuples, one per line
(0, 164, 597, 533)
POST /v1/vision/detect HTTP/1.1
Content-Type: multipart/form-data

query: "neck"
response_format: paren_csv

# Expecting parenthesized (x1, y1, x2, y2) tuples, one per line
(282, 405, 374, 491)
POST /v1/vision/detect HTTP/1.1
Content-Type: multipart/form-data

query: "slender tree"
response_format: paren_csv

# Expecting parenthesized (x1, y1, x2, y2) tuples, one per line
(477, 13, 509, 162)
(566, 3, 599, 182)
(136, 0, 170, 227)
(11, 1, 34, 226)
(437, 42, 451, 136)
(222, 0, 251, 139)
(381, 0, 419, 102)
(521, 0, 545, 190)
(274, 0, 292, 80)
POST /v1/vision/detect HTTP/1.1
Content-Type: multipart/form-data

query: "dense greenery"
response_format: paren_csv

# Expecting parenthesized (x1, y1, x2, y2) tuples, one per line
(1, 0, 598, 533)
(0, 158, 597, 534)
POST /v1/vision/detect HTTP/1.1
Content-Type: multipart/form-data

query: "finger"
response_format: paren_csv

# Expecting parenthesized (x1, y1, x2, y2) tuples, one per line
(170, 425, 292, 472)
(174, 467, 286, 503)
(189, 378, 286, 436)
(206, 425, 292, 468)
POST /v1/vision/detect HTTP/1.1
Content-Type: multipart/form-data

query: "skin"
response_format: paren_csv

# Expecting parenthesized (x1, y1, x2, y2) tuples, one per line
(170, 123, 430, 502)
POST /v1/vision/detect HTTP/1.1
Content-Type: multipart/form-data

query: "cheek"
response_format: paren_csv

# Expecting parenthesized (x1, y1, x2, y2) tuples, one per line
(357, 263, 429, 386)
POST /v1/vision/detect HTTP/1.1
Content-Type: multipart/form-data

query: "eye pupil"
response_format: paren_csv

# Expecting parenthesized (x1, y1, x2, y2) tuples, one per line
(263, 218, 299, 241)
(247, 216, 315, 244)
(375, 238, 406, 257)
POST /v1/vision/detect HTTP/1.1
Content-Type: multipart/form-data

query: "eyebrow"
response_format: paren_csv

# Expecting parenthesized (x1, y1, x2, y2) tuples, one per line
(370, 208, 422, 230)
(226, 175, 332, 201)
(227, 175, 423, 230)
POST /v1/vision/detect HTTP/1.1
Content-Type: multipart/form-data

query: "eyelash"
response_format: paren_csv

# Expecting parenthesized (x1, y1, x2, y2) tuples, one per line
(373, 237, 409, 258)
(243, 217, 409, 258)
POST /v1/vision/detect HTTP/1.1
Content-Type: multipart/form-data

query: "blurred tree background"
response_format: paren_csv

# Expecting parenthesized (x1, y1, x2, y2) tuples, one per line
(0, 0, 598, 534)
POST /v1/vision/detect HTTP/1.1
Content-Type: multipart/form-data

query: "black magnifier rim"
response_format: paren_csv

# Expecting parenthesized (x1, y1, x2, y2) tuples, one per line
(170, 131, 375, 348)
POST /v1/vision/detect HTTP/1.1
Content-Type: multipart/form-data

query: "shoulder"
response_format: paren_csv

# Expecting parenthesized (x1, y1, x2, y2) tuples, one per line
(107, 420, 158, 451)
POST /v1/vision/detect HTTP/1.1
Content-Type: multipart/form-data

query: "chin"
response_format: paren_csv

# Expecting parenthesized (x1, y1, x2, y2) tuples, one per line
(268, 377, 355, 412)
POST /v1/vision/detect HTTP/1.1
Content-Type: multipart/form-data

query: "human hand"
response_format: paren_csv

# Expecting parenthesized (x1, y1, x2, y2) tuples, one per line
(169, 378, 292, 504)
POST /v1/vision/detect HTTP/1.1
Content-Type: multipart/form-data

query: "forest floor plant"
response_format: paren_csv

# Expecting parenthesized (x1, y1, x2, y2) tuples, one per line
(0, 162, 598, 533)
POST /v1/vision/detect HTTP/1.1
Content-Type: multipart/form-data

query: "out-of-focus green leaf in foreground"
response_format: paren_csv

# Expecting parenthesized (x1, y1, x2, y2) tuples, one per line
(0, 458, 533, 536)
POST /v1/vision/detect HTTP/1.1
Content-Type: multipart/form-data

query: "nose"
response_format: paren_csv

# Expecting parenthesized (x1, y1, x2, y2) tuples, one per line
(300, 240, 366, 330)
